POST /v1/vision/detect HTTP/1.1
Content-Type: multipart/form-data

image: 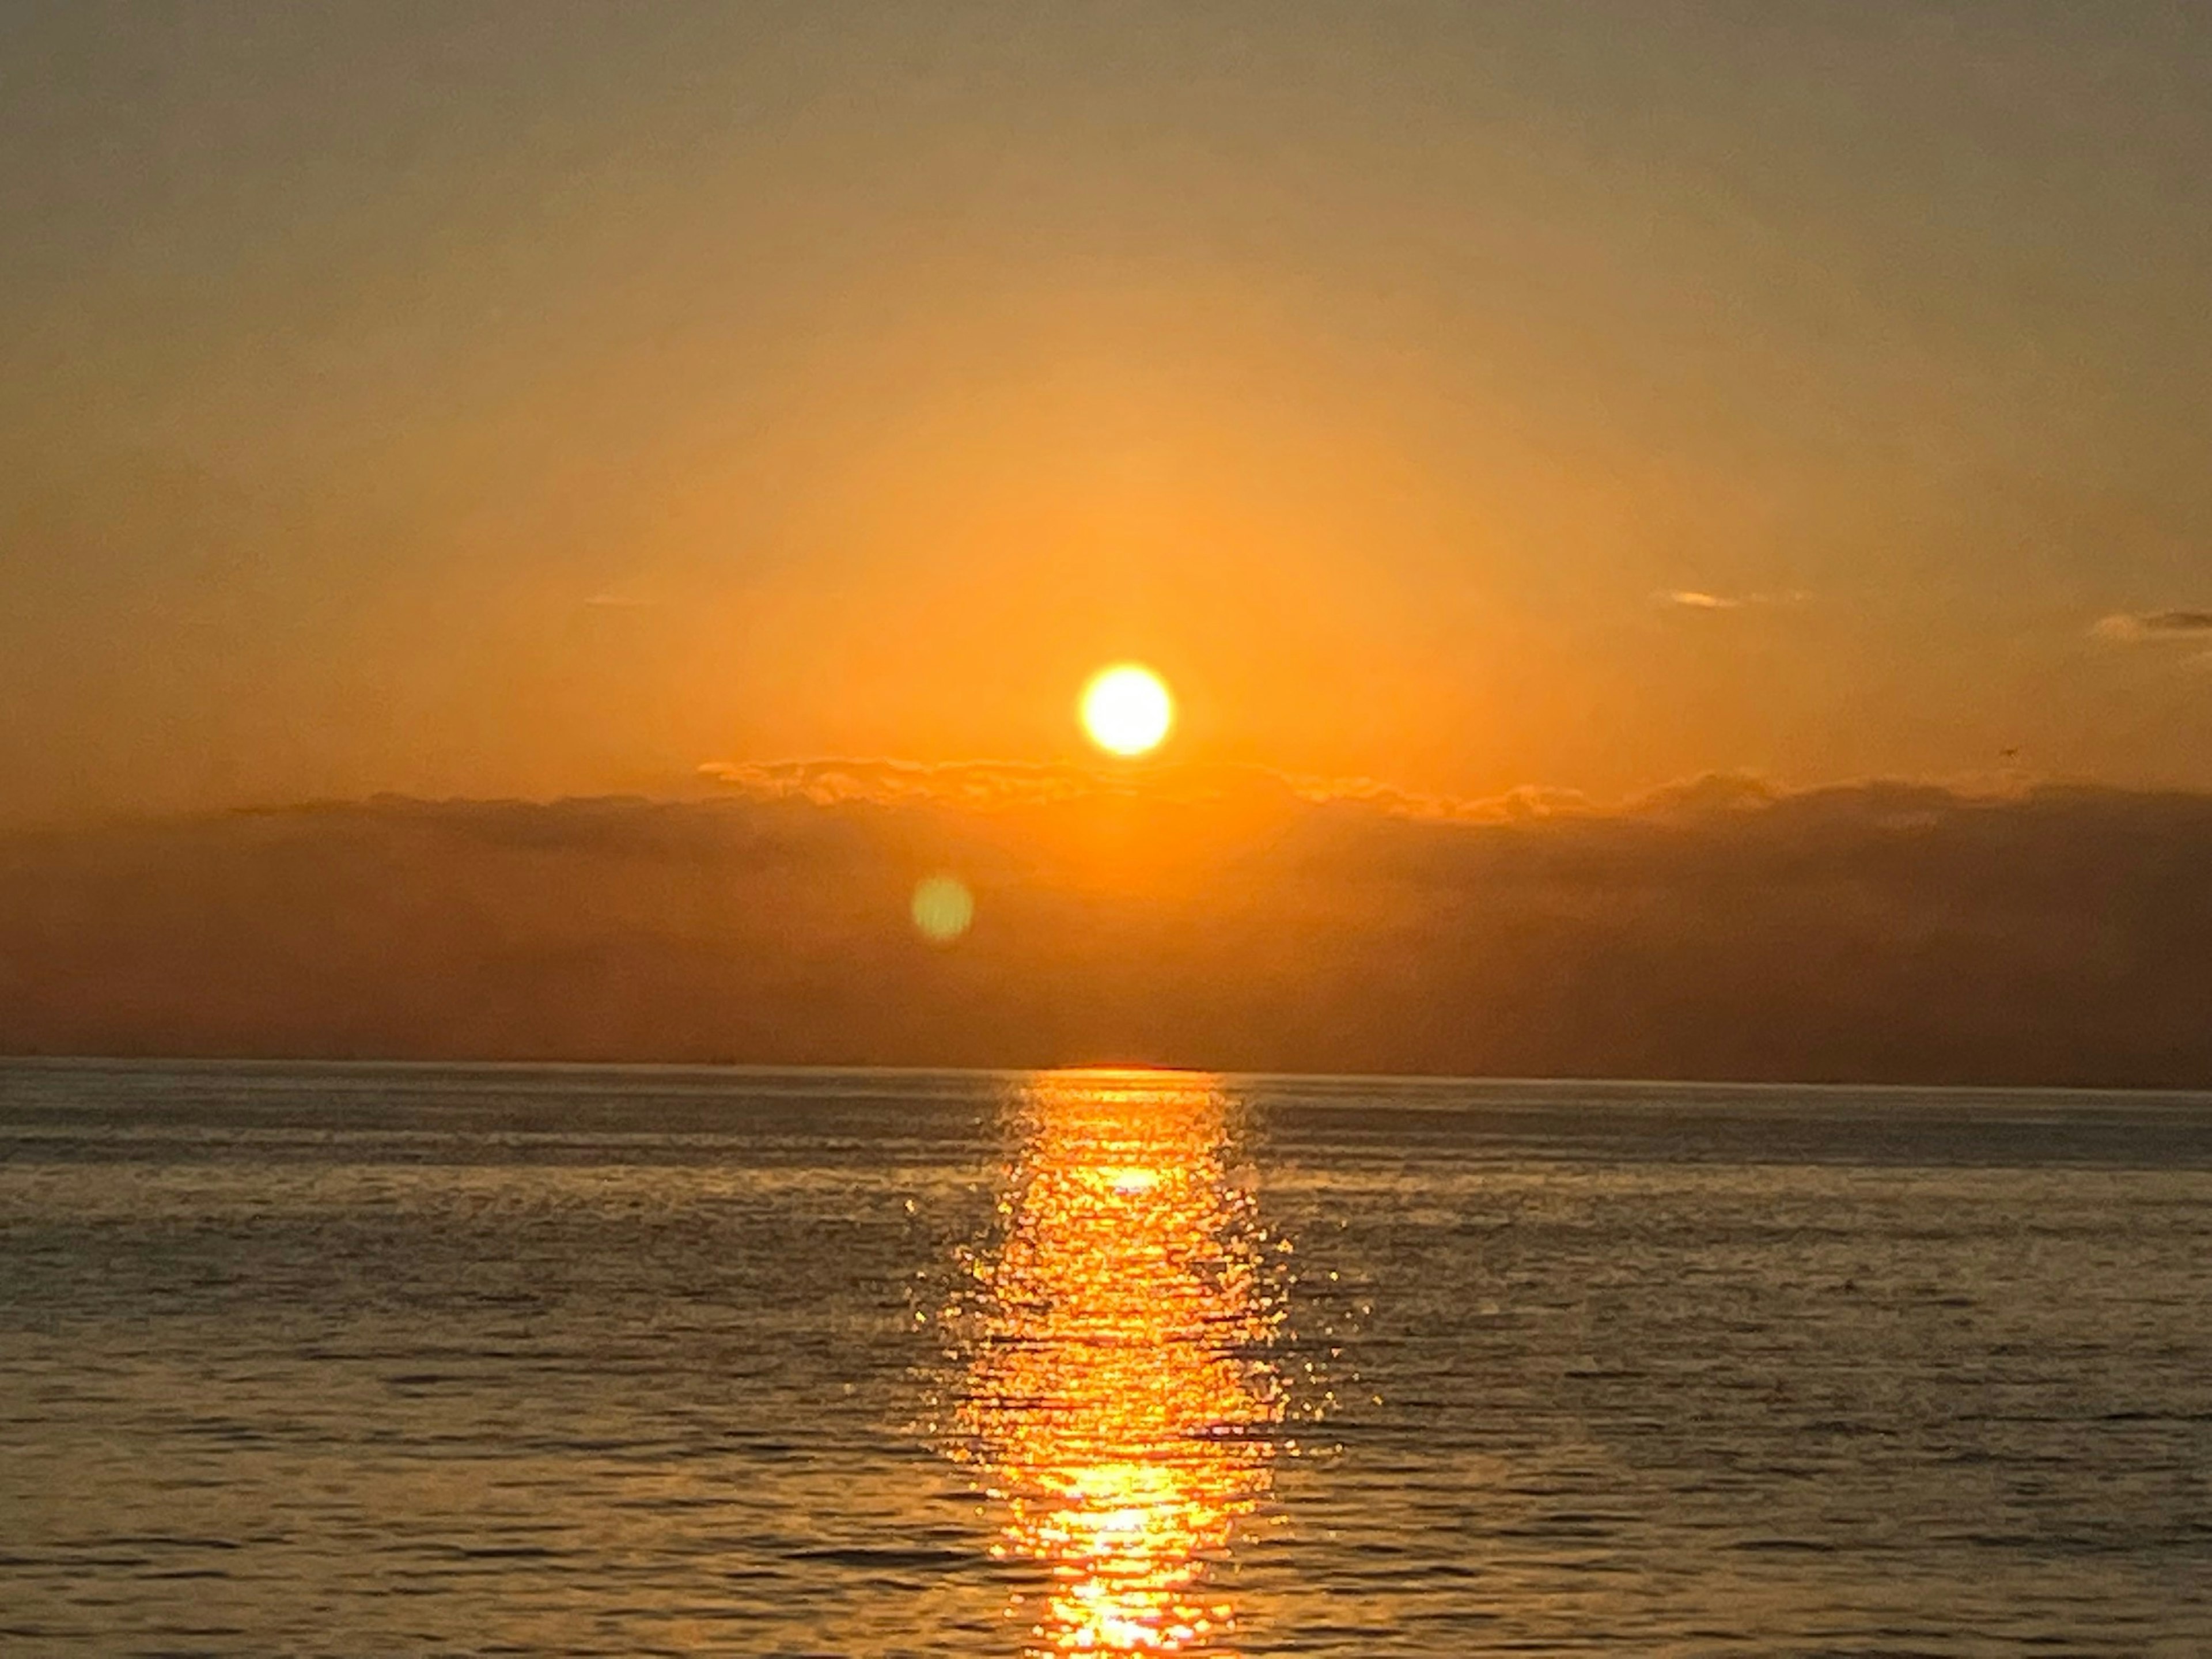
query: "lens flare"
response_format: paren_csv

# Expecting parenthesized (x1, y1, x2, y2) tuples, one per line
(911, 874, 974, 943)
(1080, 665, 1174, 756)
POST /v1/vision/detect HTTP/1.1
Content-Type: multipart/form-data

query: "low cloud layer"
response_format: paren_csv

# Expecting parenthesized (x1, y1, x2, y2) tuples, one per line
(5, 776, 2210, 1086)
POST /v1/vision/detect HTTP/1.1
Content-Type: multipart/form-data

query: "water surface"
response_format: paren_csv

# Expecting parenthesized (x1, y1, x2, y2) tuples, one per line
(3, 1060, 2209, 1653)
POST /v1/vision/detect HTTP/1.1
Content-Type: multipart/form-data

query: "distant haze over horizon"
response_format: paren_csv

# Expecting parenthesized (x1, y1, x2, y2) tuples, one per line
(7, 774, 2210, 1089)
(7, 3, 2212, 825)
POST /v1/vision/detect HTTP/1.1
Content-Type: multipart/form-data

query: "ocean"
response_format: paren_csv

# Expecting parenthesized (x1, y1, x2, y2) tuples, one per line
(2, 1060, 2208, 1655)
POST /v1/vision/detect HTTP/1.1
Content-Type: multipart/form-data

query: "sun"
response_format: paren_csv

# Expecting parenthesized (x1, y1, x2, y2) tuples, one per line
(1080, 664, 1174, 757)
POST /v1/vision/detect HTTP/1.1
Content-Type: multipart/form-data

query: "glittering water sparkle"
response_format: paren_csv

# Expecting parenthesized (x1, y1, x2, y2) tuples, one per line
(936, 1072, 1296, 1654)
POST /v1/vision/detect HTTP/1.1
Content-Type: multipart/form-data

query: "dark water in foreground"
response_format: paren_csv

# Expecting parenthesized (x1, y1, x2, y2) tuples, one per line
(3, 1062, 2210, 1655)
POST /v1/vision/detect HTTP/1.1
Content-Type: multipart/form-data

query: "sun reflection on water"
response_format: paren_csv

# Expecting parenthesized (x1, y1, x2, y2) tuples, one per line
(943, 1070, 1289, 1655)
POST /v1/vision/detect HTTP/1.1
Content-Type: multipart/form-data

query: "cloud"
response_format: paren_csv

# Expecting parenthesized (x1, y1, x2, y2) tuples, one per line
(2092, 609, 2212, 642)
(1659, 589, 1810, 612)
(1629, 770, 1783, 815)
(7, 777, 2212, 1086)
(695, 756, 1593, 823)
(582, 585, 658, 610)
(698, 756, 1118, 808)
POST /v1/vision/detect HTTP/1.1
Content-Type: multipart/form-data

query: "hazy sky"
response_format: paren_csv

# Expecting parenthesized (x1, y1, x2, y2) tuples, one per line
(7, 1, 2212, 825)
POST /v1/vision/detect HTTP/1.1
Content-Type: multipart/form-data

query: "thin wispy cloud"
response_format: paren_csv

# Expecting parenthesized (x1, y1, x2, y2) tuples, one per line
(2093, 609, 2212, 642)
(1658, 589, 1809, 612)
(582, 586, 658, 611)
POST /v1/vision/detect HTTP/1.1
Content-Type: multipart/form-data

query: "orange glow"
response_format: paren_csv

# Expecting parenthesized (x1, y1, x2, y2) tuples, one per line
(946, 1071, 1286, 1654)
(1081, 666, 1175, 757)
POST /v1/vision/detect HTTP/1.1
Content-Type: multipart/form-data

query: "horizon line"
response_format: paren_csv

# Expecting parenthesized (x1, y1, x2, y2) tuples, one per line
(6, 1050, 2209, 1101)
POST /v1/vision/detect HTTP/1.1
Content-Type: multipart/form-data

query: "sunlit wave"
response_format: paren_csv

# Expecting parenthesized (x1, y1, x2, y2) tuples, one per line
(941, 1070, 1289, 1654)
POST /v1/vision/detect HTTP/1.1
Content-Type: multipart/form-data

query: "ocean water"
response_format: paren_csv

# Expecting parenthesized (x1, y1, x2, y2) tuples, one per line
(2, 1062, 2209, 1656)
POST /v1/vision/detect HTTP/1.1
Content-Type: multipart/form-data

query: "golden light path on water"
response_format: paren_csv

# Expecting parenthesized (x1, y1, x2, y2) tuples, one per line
(944, 1070, 1290, 1655)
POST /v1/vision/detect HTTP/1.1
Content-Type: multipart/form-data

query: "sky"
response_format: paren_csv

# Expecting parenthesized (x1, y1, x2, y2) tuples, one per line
(6, 1, 2212, 829)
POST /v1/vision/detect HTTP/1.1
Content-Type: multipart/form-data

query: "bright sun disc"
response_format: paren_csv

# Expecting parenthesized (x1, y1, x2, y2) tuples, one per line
(1081, 665, 1174, 756)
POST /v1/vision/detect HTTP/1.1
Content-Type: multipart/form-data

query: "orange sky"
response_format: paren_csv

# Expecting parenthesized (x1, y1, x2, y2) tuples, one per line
(6, 3, 2212, 825)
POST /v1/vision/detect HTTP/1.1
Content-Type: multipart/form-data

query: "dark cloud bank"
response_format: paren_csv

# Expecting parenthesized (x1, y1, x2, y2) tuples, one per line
(5, 773, 2211, 1088)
